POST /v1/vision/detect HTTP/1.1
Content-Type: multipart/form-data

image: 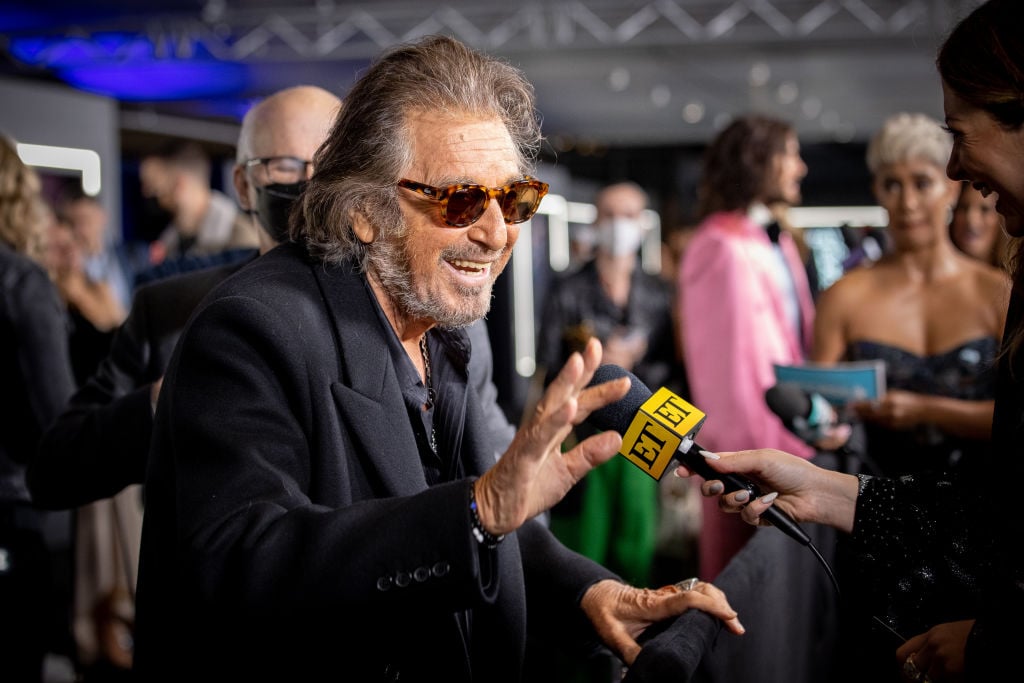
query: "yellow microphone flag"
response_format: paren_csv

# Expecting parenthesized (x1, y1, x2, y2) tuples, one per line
(619, 387, 707, 480)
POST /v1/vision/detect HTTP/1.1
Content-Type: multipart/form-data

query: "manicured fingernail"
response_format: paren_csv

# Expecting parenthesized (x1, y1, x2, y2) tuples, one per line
(708, 481, 724, 495)
(760, 492, 779, 504)
(734, 490, 749, 503)
(699, 450, 720, 460)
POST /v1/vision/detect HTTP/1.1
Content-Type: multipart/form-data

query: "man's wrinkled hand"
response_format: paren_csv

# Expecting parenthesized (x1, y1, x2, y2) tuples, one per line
(581, 578, 744, 666)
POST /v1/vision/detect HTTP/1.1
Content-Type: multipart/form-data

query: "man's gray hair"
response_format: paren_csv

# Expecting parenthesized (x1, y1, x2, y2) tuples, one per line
(295, 35, 543, 267)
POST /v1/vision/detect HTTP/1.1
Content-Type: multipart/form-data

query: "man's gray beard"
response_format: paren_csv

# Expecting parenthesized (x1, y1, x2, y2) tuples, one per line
(367, 234, 495, 330)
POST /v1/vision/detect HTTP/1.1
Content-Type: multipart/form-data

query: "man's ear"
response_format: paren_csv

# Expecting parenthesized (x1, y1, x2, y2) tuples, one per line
(233, 164, 252, 211)
(352, 210, 376, 244)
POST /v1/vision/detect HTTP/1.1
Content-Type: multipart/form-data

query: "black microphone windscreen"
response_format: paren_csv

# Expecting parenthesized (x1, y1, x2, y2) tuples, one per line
(587, 365, 652, 434)
(764, 382, 812, 424)
(590, 366, 812, 545)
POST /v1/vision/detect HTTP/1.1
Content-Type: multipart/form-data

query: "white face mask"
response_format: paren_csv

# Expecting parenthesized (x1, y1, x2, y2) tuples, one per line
(595, 217, 644, 256)
(572, 223, 597, 249)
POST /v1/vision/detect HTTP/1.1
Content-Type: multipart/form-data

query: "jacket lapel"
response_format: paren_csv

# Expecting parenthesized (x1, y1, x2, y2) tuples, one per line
(312, 258, 430, 497)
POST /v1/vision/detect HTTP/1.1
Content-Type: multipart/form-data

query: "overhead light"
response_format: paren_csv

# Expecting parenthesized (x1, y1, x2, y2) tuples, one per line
(801, 96, 823, 119)
(748, 61, 771, 87)
(777, 81, 798, 104)
(202, 0, 226, 22)
(650, 85, 671, 108)
(17, 143, 101, 196)
(608, 67, 630, 92)
(682, 102, 705, 124)
(9, 34, 250, 101)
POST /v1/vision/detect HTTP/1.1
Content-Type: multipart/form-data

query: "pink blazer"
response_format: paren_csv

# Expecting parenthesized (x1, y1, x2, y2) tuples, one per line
(678, 211, 816, 458)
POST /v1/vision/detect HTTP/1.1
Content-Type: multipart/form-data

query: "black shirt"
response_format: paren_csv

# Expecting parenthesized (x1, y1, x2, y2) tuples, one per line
(372, 281, 471, 485)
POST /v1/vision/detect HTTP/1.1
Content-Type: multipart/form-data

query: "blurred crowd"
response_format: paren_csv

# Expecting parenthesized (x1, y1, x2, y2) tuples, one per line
(1, 3, 1019, 681)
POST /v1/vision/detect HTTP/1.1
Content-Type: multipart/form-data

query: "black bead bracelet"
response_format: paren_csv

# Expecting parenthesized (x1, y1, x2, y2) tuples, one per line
(469, 484, 504, 549)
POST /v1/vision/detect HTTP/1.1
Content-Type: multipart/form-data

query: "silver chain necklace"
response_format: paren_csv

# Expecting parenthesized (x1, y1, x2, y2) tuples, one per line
(419, 335, 438, 454)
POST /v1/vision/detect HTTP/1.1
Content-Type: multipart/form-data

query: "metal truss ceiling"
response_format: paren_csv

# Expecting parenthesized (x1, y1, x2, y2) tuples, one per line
(23, 0, 969, 63)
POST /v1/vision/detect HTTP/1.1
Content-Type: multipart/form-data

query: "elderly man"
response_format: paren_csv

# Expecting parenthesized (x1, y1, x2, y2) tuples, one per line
(29, 85, 340, 680)
(132, 36, 742, 682)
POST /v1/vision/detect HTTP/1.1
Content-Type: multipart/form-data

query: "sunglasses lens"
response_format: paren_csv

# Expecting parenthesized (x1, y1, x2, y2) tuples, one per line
(445, 187, 488, 226)
(501, 182, 542, 224)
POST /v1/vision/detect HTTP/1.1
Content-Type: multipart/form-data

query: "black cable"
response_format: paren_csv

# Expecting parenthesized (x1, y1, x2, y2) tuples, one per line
(801, 518, 909, 645)
(806, 537, 841, 598)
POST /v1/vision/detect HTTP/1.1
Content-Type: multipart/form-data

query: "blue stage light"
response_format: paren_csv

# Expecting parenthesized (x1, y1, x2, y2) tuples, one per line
(8, 33, 250, 101)
(60, 60, 249, 100)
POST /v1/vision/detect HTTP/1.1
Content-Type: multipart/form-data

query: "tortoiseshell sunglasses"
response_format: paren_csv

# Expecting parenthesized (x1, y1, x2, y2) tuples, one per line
(397, 176, 549, 227)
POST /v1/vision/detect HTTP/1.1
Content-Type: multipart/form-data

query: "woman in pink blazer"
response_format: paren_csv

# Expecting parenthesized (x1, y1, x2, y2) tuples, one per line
(678, 114, 817, 580)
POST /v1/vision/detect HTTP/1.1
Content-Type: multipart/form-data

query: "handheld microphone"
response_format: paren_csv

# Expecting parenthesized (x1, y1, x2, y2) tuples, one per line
(765, 382, 838, 445)
(587, 365, 810, 546)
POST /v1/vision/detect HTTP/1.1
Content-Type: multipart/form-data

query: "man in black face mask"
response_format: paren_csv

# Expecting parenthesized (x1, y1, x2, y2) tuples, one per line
(233, 86, 336, 248)
(24, 85, 341, 681)
(31, 85, 342, 510)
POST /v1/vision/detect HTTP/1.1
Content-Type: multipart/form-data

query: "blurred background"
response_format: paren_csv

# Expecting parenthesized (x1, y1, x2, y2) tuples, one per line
(0, 0, 984, 416)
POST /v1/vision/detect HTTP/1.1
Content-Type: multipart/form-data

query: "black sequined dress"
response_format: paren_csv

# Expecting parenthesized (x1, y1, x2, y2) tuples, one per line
(846, 337, 998, 477)
(840, 291, 1024, 682)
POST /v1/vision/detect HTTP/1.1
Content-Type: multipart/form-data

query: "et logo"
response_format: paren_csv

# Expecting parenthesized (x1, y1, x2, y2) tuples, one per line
(618, 388, 707, 480)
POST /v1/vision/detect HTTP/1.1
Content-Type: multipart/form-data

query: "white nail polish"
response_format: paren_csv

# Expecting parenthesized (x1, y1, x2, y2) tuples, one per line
(699, 450, 720, 460)
(760, 492, 779, 504)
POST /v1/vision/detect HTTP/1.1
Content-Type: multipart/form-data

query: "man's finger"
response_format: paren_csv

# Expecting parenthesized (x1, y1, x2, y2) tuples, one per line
(562, 430, 622, 481)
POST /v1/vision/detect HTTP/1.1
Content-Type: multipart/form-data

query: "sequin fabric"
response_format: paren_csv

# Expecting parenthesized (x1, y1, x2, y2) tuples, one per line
(846, 338, 999, 476)
(836, 291, 1024, 680)
(845, 470, 991, 639)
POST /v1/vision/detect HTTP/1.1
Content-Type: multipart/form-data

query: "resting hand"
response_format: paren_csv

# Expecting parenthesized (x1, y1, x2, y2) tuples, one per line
(896, 620, 972, 682)
(852, 390, 923, 430)
(581, 578, 744, 666)
(475, 337, 630, 535)
(601, 329, 647, 371)
(811, 421, 854, 452)
(673, 448, 860, 533)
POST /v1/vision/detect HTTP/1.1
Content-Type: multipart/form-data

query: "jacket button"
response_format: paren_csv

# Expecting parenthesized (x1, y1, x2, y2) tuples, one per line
(432, 561, 450, 577)
(376, 576, 393, 591)
(413, 566, 430, 582)
(395, 571, 411, 588)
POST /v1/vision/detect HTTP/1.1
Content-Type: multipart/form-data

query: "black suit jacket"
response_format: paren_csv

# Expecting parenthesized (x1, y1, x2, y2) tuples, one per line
(29, 253, 259, 509)
(30, 247, 513, 511)
(133, 242, 615, 681)
(1, 243, 76, 501)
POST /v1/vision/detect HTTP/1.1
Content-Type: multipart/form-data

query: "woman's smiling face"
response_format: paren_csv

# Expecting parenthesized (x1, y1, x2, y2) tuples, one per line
(943, 81, 1024, 237)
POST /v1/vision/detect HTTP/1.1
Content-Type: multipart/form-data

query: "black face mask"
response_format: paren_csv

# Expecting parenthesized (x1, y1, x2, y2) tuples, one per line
(254, 181, 307, 243)
(138, 196, 176, 241)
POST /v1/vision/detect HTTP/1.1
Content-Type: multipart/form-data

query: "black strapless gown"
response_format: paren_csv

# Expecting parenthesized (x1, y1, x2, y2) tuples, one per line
(845, 337, 998, 476)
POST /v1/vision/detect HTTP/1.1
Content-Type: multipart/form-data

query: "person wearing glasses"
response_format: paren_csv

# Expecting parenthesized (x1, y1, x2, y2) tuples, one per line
(131, 36, 743, 682)
(26, 85, 340, 681)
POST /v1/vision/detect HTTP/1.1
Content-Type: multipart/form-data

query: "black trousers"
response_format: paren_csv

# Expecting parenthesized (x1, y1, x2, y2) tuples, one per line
(0, 502, 55, 683)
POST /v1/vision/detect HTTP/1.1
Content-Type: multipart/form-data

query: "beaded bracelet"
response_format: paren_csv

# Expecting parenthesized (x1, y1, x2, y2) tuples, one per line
(469, 483, 504, 549)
